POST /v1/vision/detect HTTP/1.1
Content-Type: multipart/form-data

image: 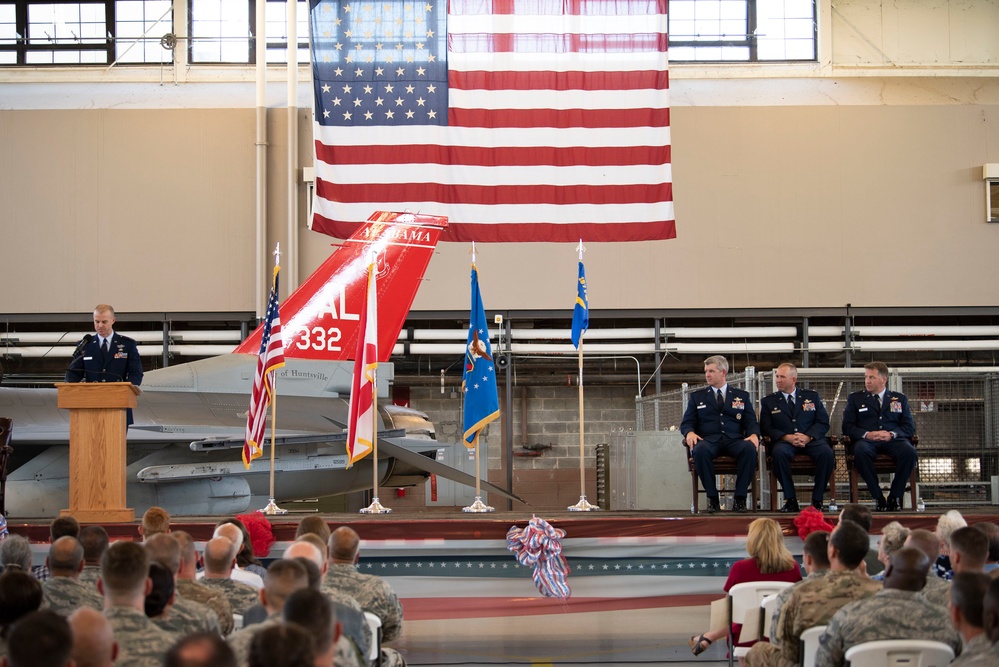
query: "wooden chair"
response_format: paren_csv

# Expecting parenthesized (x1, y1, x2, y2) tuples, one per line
(684, 443, 759, 513)
(763, 435, 838, 511)
(0, 417, 12, 516)
(843, 434, 919, 509)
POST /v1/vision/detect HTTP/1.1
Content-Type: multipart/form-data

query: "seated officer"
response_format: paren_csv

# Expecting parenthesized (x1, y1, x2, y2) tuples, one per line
(841, 361, 916, 512)
(681, 355, 760, 513)
(760, 362, 834, 512)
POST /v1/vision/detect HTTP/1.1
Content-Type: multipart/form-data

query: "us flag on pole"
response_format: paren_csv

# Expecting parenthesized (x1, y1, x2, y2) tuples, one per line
(243, 267, 286, 468)
(308, 0, 673, 243)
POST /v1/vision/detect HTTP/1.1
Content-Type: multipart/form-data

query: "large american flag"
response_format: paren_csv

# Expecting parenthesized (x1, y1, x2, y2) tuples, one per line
(243, 267, 287, 469)
(309, 0, 673, 243)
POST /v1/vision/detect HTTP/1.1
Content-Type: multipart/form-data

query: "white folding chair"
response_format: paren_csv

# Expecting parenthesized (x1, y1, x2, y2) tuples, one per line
(364, 611, 383, 667)
(843, 640, 954, 667)
(232, 613, 244, 631)
(760, 593, 780, 641)
(727, 581, 794, 667)
(798, 624, 827, 667)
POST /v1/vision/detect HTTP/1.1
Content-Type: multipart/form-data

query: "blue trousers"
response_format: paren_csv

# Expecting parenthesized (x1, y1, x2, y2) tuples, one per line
(853, 437, 917, 501)
(772, 439, 835, 504)
(693, 437, 758, 499)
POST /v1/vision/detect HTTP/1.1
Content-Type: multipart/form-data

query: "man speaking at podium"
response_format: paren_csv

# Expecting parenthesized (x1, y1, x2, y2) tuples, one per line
(66, 304, 143, 387)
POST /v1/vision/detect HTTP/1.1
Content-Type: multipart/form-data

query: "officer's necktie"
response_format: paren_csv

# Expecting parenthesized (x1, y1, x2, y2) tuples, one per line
(786, 394, 794, 413)
(875, 394, 882, 412)
(102, 338, 109, 359)
(715, 389, 723, 406)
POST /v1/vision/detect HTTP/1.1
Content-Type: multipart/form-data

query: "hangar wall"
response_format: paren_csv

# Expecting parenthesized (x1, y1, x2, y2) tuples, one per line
(0, 0, 998, 316)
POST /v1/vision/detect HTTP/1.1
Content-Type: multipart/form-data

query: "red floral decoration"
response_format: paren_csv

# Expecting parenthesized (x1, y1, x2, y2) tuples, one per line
(236, 513, 276, 557)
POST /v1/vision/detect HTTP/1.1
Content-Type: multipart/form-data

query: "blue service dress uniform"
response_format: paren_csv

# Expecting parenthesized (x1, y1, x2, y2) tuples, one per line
(759, 388, 834, 507)
(65, 333, 143, 423)
(680, 386, 760, 502)
(841, 389, 916, 504)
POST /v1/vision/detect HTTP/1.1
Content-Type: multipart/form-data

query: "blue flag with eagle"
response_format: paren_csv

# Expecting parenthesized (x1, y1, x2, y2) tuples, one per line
(462, 265, 500, 448)
(571, 261, 589, 349)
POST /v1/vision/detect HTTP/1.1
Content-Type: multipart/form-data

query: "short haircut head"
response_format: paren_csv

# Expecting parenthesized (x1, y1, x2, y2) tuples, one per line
(329, 526, 360, 562)
(295, 516, 332, 546)
(203, 537, 237, 575)
(864, 361, 889, 379)
(141, 506, 171, 537)
(172, 530, 197, 564)
(283, 588, 336, 655)
(213, 523, 243, 552)
(263, 559, 309, 611)
(94, 304, 115, 317)
(704, 355, 729, 373)
(974, 522, 999, 562)
(49, 516, 80, 540)
(6, 610, 73, 667)
(283, 540, 323, 569)
(68, 607, 115, 667)
(48, 536, 84, 574)
(937, 510, 968, 546)
(951, 572, 992, 629)
(0, 535, 33, 572)
(831, 520, 870, 570)
(295, 533, 328, 561)
(985, 577, 999, 641)
(165, 631, 238, 667)
(0, 570, 44, 627)
(777, 362, 798, 377)
(144, 533, 182, 574)
(248, 623, 315, 667)
(907, 529, 941, 564)
(839, 504, 872, 533)
(144, 561, 175, 618)
(879, 521, 910, 561)
(78, 526, 109, 564)
(803, 531, 831, 569)
(951, 526, 989, 569)
(292, 556, 322, 591)
(100, 541, 149, 596)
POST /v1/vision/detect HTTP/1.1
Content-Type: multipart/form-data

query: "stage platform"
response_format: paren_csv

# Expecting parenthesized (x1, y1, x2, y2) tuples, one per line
(9, 509, 995, 665)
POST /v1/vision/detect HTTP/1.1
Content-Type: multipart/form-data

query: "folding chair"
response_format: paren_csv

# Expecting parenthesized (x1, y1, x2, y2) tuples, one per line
(843, 639, 954, 667)
(798, 624, 827, 667)
(727, 581, 794, 667)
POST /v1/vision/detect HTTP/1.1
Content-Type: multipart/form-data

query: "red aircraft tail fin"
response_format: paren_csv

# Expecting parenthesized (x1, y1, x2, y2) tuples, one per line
(235, 212, 448, 362)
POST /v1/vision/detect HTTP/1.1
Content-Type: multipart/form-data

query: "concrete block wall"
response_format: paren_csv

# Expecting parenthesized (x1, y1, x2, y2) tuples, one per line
(389, 384, 639, 510)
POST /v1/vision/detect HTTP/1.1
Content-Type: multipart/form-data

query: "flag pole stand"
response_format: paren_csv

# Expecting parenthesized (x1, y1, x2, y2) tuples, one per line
(568, 338, 599, 512)
(257, 383, 287, 515)
(360, 366, 391, 514)
(463, 442, 494, 512)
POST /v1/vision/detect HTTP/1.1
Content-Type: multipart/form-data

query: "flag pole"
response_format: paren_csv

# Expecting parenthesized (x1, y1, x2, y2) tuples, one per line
(463, 242, 495, 513)
(569, 241, 597, 511)
(260, 243, 287, 515)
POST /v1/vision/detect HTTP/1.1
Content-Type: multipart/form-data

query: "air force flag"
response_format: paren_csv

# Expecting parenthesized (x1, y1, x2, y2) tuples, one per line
(462, 265, 500, 448)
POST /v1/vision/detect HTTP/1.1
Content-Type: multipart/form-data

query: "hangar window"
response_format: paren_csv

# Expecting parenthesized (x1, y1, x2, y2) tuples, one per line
(188, 0, 308, 64)
(669, 0, 816, 62)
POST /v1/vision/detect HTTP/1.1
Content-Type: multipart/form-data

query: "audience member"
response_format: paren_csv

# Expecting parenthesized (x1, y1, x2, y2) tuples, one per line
(744, 520, 880, 667)
(957, 578, 999, 665)
(97, 540, 176, 666)
(77, 526, 109, 589)
(947, 572, 993, 666)
(3, 609, 73, 667)
(139, 506, 171, 540)
(165, 632, 237, 667)
(950, 526, 989, 575)
(838, 503, 882, 576)
(973, 522, 999, 574)
(769, 530, 830, 647)
(0, 570, 44, 659)
(173, 530, 234, 635)
(871, 521, 909, 582)
(68, 607, 117, 667)
(286, 540, 364, 614)
(227, 559, 309, 667)
(31, 516, 81, 582)
(937, 510, 969, 580)
(295, 517, 332, 546)
(40, 536, 102, 615)
(690, 518, 802, 655)
(200, 536, 260, 615)
(248, 624, 314, 667)
(212, 524, 264, 589)
(814, 547, 961, 667)
(906, 528, 952, 607)
(0, 536, 33, 574)
(145, 561, 177, 620)
(145, 533, 221, 635)
(283, 588, 343, 667)
(217, 519, 267, 580)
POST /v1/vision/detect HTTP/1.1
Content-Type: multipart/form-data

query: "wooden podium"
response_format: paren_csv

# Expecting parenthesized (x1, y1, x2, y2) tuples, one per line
(55, 382, 140, 523)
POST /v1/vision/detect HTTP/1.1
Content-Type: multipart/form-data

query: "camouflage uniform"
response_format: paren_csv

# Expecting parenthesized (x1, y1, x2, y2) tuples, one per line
(949, 633, 994, 667)
(78, 564, 101, 589)
(176, 577, 235, 635)
(769, 570, 827, 647)
(328, 598, 371, 666)
(227, 612, 281, 667)
(325, 563, 404, 641)
(921, 574, 951, 608)
(41, 576, 103, 616)
(154, 594, 221, 636)
(200, 576, 261, 616)
(745, 570, 881, 667)
(949, 639, 999, 667)
(334, 635, 364, 667)
(104, 606, 177, 667)
(814, 588, 961, 667)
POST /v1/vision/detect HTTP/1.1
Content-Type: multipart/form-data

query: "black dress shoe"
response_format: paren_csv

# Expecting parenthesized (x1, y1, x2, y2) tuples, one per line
(779, 498, 800, 513)
(705, 497, 721, 514)
(811, 500, 824, 511)
(886, 497, 901, 512)
(875, 497, 888, 512)
(733, 497, 749, 513)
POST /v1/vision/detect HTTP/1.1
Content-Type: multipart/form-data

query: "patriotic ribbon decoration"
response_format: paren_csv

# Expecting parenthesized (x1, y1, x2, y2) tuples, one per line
(506, 515, 571, 600)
